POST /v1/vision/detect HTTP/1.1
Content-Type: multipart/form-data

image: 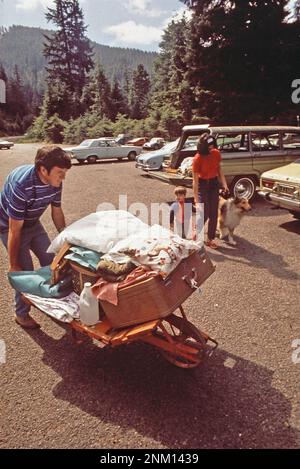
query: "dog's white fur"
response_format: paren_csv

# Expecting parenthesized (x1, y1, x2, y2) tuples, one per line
(218, 197, 251, 245)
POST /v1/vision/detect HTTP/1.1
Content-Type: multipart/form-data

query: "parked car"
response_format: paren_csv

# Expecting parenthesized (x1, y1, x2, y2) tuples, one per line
(127, 137, 149, 146)
(136, 139, 180, 171)
(65, 138, 142, 164)
(0, 139, 14, 149)
(259, 159, 300, 219)
(148, 125, 300, 200)
(143, 137, 165, 151)
(114, 134, 131, 145)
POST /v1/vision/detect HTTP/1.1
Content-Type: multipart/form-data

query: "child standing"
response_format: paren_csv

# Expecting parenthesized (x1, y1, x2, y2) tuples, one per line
(170, 186, 192, 239)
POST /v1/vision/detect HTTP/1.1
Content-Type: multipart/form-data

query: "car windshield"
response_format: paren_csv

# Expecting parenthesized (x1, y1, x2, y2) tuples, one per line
(115, 137, 125, 144)
(79, 140, 92, 147)
(161, 140, 178, 152)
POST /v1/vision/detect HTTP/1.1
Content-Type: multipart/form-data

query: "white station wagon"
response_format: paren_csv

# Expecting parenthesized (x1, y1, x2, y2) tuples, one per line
(65, 138, 143, 164)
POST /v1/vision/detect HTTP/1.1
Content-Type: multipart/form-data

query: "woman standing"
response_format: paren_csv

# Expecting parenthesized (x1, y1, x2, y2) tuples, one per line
(192, 133, 229, 249)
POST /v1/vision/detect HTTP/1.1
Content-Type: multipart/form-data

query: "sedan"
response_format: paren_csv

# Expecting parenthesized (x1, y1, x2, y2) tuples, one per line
(136, 140, 179, 171)
(259, 158, 300, 219)
(0, 139, 14, 150)
(65, 138, 143, 164)
(143, 137, 165, 151)
(126, 137, 148, 146)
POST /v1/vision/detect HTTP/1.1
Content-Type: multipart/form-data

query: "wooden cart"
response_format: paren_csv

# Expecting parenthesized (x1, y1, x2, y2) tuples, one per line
(69, 304, 218, 369)
(24, 245, 218, 369)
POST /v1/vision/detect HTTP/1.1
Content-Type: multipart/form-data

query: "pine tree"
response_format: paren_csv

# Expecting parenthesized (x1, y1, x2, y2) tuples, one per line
(123, 67, 131, 112)
(130, 64, 150, 119)
(149, 17, 191, 130)
(81, 64, 113, 119)
(181, 0, 297, 123)
(111, 79, 128, 120)
(46, 79, 75, 121)
(43, 0, 94, 118)
(6, 65, 29, 119)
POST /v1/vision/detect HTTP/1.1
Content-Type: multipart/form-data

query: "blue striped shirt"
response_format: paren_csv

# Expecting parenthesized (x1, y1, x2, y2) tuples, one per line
(0, 165, 62, 228)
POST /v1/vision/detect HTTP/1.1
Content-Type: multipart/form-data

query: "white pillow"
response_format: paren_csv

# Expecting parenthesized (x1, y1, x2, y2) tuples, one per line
(47, 210, 149, 254)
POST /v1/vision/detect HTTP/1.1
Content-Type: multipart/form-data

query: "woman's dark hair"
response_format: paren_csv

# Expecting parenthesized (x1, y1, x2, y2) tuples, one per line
(197, 133, 217, 156)
(35, 145, 72, 172)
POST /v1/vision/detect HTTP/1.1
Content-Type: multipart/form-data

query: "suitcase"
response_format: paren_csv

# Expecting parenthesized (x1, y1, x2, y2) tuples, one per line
(100, 249, 215, 328)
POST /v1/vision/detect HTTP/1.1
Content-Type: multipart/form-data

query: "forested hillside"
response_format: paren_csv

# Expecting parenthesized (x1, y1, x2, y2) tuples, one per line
(0, 25, 157, 95)
(1, 0, 300, 141)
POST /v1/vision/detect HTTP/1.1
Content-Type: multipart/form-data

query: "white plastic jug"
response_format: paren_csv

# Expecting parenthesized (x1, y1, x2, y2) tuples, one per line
(79, 282, 99, 326)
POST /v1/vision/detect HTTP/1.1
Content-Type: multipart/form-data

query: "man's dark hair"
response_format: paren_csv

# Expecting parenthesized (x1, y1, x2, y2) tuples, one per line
(197, 133, 217, 156)
(35, 145, 72, 172)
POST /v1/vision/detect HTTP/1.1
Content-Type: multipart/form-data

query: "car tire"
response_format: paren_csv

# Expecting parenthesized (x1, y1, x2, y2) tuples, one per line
(127, 151, 137, 161)
(289, 211, 300, 220)
(77, 159, 85, 165)
(230, 175, 257, 200)
(87, 155, 97, 164)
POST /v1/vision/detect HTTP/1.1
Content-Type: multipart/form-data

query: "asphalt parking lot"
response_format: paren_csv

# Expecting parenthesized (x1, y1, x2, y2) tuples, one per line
(0, 144, 299, 449)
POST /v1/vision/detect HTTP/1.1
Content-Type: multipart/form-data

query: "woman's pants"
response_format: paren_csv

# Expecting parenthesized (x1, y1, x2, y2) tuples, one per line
(198, 177, 219, 240)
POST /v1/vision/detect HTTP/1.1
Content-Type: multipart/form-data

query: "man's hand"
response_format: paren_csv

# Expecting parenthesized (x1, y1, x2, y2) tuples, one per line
(51, 206, 66, 233)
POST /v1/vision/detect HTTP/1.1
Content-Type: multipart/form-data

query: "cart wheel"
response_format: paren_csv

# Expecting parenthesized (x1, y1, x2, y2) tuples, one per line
(157, 315, 208, 369)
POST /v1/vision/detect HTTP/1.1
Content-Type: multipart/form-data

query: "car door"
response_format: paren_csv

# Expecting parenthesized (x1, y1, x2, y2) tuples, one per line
(250, 131, 283, 175)
(95, 141, 109, 159)
(216, 132, 252, 179)
(105, 141, 120, 158)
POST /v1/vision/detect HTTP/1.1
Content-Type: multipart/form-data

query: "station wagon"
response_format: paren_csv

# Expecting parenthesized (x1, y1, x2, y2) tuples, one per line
(148, 125, 300, 199)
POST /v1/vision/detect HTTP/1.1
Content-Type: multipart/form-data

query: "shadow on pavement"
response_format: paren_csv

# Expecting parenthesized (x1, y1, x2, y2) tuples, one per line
(27, 326, 299, 449)
(209, 236, 299, 281)
(279, 220, 300, 235)
(246, 197, 288, 218)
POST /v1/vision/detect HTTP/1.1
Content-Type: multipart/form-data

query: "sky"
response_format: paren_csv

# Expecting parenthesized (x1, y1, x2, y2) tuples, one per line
(0, 0, 189, 51)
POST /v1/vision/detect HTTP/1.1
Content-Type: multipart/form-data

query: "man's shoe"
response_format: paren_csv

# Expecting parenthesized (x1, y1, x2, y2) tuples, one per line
(14, 314, 41, 329)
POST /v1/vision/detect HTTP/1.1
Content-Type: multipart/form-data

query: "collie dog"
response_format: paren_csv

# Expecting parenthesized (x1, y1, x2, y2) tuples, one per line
(218, 197, 251, 245)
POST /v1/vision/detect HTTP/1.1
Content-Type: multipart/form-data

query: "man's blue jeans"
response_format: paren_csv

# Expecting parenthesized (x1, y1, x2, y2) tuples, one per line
(0, 221, 54, 317)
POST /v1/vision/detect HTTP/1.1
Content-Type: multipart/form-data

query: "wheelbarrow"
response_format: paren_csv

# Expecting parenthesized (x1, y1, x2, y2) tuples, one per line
(23, 295, 218, 369)
(23, 246, 218, 369)
(70, 304, 218, 369)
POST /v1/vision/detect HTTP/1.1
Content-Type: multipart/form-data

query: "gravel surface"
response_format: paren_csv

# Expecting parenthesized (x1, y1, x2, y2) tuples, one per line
(0, 144, 299, 449)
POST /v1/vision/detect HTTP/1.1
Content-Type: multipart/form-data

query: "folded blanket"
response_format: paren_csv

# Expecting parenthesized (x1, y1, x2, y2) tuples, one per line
(104, 225, 201, 275)
(23, 292, 80, 323)
(8, 266, 72, 298)
(65, 246, 103, 271)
